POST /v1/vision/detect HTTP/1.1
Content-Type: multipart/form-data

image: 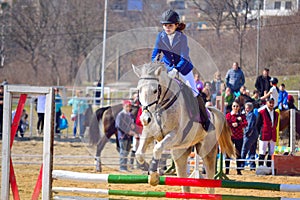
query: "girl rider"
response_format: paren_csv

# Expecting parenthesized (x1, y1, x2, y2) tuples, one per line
(151, 9, 210, 131)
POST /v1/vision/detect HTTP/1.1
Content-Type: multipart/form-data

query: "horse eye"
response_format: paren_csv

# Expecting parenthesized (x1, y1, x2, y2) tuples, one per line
(153, 89, 158, 94)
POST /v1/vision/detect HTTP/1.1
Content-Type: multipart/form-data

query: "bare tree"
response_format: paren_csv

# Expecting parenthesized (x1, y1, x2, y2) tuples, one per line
(192, 0, 229, 38)
(61, 0, 103, 84)
(9, 0, 57, 81)
(226, 0, 256, 67)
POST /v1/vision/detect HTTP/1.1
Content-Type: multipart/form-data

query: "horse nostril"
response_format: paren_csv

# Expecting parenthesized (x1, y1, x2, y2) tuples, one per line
(147, 118, 151, 123)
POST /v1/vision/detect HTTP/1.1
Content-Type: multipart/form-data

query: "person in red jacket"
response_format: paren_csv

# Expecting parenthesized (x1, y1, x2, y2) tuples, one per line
(225, 100, 248, 175)
(256, 97, 279, 167)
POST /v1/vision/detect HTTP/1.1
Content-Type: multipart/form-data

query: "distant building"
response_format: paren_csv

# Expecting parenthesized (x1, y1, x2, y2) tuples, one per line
(250, 0, 299, 16)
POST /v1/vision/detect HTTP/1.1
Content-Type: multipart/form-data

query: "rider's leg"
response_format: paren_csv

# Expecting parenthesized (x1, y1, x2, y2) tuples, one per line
(179, 71, 211, 131)
(197, 94, 210, 131)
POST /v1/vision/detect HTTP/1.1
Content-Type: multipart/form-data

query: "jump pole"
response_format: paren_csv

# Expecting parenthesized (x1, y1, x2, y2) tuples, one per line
(53, 170, 300, 193)
(52, 187, 300, 200)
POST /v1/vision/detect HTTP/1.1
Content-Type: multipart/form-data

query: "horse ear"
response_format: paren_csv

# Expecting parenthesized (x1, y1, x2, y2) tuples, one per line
(154, 65, 163, 76)
(132, 64, 141, 77)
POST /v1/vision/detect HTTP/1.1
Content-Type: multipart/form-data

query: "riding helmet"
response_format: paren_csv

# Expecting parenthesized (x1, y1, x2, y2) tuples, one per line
(270, 77, 278, 84)
(160, 9, 180, 24)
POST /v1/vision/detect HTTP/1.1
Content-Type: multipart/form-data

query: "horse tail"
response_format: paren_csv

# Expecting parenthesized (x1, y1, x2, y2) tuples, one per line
(88, 106, 111, 145)
(217, 115, 235, 158)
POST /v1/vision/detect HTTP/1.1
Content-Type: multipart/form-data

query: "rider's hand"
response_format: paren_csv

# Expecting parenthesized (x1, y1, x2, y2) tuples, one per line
(168, 68, 178, 79)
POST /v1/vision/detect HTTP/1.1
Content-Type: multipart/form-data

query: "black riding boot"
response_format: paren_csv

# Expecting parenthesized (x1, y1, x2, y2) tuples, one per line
(258, 154, 265, 166)
(266, 155, 272, 167)
(196, 95, 211, 131)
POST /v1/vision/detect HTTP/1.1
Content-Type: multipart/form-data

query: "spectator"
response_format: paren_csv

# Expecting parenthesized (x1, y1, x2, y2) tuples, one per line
(84, 93, 94, 136)
(36, 95, 46, 135)
(225, 100, 248, 175)
(241, 102, 258, 171)
(238, 85, 255, 111)
(252, 89, 260, 101)
(260, 77, 279, 110)
(255, 68, 271, 97)
(130, 97, 143, 169)
(12, 109, 29, 138)
(278, 83, 288, 110)
(223, 87, 235, 113)
(287, 95, 298, 110)
(115, 100, 137, 172)
(211, 71, 224, 105)
(256, 97, 279, 168)
(194, 73, 204, 92)
(202, 81, 212, 103)
(68, 90, 89, 138)
(54, 88, 63, 134)
(225, 62, 245, 94)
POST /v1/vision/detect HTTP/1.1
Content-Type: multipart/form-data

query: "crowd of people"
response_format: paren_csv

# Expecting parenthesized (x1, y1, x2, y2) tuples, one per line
(195, 64, 298, 175)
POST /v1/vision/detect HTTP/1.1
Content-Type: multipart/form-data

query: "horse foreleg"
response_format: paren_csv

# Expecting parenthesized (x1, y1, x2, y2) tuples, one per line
(149, 132, 179, 173)
(171, 148, 191, 193)
(136, 133, 153, 171)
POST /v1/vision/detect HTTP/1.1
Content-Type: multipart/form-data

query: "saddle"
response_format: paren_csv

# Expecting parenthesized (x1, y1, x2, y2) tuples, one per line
(178, 80, 209, 123)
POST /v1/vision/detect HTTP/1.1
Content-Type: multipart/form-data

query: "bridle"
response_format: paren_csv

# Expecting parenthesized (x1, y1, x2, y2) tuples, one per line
(139, 76, 182, 114)
(138, 75, 182, 140)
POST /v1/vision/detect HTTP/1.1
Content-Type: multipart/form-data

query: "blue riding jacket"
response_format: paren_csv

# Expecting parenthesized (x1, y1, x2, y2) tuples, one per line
(151, 31, 193, 75)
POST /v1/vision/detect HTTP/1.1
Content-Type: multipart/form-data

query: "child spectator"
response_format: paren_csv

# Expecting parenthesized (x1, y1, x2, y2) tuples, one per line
(54, 88, 63, 134)
(115, 100, 137, 172)
(194, 73, 204, 92)
(12, 109, 29, 138)
(202, 81, 212, 103)
(241, 102, 258, 171)
(260, 77, 279, 109)
(278, 83, 288, 110)
(211, 71, 224, 105)
(252, 90, 260, 101)
(223, 87, 235, 113)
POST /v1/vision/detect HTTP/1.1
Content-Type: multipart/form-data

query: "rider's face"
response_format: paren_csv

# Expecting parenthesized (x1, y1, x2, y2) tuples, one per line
(163, 23, 178, 35)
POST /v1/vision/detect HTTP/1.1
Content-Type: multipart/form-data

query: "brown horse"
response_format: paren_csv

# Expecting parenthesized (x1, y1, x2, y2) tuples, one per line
(278, 109, 300, 139)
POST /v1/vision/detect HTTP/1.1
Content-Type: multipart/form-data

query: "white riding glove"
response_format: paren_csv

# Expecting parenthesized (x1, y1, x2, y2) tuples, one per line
(168, 68, 178, 79)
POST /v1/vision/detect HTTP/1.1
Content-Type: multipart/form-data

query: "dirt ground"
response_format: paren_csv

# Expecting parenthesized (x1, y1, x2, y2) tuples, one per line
(1, 135, 300, 200)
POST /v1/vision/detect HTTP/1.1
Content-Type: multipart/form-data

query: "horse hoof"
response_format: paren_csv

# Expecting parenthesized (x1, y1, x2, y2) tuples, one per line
(149, 172, 159, 186)
(95, 160, 102, 172)
(140, 162, 149, 171)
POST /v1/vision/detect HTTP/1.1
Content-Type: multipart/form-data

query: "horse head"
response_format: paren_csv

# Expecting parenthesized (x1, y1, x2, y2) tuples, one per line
(133, 62, 174, 126)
